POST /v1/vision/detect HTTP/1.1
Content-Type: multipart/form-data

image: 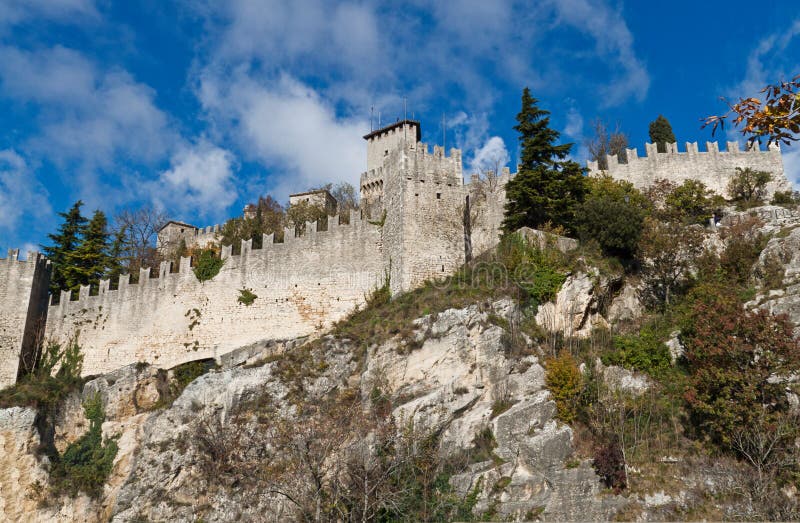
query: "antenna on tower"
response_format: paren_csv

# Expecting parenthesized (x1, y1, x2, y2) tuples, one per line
(442, 113, 446, 152)
(403, 97, 407, 141)
(370, 105, 374, 132)
(378, 111, 381, 129)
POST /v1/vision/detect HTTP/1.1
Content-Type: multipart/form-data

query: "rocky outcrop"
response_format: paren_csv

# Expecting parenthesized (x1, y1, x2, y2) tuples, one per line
(0, 299, 626, 522)
(536, 271, 613, 338)
(748, 225, 800, 335)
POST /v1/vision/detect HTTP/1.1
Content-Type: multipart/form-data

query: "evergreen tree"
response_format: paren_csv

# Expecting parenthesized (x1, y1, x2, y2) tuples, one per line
(648, 115, 676, 153)
(107, 224, 127, 285)
(502, 88, 587, 233)
(42, 201, 88, 295)
(73, 211, 112, 292)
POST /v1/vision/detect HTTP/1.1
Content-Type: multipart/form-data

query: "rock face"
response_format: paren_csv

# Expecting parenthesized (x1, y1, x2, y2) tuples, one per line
(0, 299, 625, 522)
(536, 271, 612, 338)
(749, 225, 800, 335)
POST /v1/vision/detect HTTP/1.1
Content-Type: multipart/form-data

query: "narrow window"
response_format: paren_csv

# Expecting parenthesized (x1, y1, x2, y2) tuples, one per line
(441, 265, 445, 272)
(436, 193, 441, 199)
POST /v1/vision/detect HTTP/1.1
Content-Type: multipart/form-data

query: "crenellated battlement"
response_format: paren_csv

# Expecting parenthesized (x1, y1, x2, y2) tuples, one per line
(586, 140, 780, 172)
(4, 113, 510, 382)
(587, 140, 790, 198)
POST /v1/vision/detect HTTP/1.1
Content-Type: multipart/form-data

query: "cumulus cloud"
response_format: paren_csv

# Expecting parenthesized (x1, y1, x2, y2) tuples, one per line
(154, 142, 238, 219)
(0, 149, 50, 232)
(471, 137, 510, 175)
(0, 0, 98, 29)
(200, 72, 366, 197)
(0, 45, 177, 209)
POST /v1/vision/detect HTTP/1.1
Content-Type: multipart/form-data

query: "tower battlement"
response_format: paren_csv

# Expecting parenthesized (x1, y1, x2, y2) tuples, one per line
(587, 140, 790, 198)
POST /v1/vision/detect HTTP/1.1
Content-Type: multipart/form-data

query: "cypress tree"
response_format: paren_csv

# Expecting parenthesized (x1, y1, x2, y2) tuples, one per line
(502, 88, 587, 234)
(42, 201, 88, 295)
(648, 115, 676, 153)
(73, 210, 112, 292)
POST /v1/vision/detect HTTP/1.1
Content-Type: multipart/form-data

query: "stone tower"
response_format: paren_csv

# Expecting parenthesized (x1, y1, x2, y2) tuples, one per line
(360, 119, 467, 295)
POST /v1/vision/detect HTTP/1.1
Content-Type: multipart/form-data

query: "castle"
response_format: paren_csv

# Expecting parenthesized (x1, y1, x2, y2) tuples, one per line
(0, 119, 790, 388)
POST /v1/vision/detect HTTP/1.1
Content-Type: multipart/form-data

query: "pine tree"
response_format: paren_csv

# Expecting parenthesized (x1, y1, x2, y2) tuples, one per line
(42, 201, 88, 295)
(107, 225, 127, 285)
(73, 210, 112, 292)
(502, 88, 587, 233)
(648, 115, 676, 153)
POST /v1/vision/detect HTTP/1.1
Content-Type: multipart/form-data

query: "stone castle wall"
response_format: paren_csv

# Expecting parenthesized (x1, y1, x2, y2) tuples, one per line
(0, 251, 50, 388)
(588, 141, 791, 198)
(45, 211, 383, 377)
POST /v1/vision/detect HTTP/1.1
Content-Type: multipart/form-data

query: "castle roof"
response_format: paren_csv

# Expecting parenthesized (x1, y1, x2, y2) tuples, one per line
(363, 119, 421, 141)
(158, 220, 198, 232)
(289, 189, 335, 199)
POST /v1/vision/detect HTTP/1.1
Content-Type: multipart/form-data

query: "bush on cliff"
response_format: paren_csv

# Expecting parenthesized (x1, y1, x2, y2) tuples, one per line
(50, 392, 119, 498)
(0, 339, 83, 412)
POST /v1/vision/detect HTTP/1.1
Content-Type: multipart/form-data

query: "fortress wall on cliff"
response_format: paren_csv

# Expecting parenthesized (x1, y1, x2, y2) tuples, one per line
(0, 251, 50, 388)
(44, 211, 383, 376)
(588, 141, 791, 198)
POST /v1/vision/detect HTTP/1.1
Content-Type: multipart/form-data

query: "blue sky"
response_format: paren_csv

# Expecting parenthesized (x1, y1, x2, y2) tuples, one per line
(0, 0, 798, 253)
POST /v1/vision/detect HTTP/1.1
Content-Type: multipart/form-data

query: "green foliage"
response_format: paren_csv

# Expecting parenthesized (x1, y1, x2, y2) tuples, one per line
(664, 179, 715, 224)
(237, 288, 258, 306)
(192, 249, 224, 282)
(728, 167, 773, 207)
(43, 203, 119, 296)
(502, 87, 587, 234)
(603, 324, 672, 377)
(576, 175, 651, 258)
(50, 392, 118, 498)
(682, 284, 800, 451)
(43, 201, 89, 295)
(545, 351, 583, 423)
(771, 190, 799, 207)
(648, 115, 676, 153)
(73, 211, 113, 292)
(286, 199, 328, 234)
(0, 340, 83, 412)
(221, 195, 285, 250)
(637, 217, 705, 309)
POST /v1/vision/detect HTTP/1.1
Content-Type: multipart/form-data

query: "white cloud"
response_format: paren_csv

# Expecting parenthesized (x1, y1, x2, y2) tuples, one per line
(564, 107, 584, 138)
(548, 0, 649, 105)
(200, 72, 366, 198)
(0, 45, 176, 207)
(0, 149, 50, 231)
(470, 136, 510, 175)
(0, 0, 99, 28)
(729, 19, 800, 100)
(154, 142, 238, 219)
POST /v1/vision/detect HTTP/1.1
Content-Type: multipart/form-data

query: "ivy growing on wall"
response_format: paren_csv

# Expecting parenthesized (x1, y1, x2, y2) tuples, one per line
(237, 288, 258, 306)
(192, 249, 224, 282)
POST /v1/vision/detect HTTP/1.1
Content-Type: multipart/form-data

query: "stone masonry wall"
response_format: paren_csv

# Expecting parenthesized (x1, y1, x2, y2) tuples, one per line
(588, 141, 791, 198)
(45, 212, 383, 377)
(0, 251, 50, 388)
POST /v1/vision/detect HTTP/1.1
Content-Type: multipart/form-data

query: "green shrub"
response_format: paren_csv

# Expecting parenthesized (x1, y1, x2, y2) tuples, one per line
(237, 288, 258, 306)
(771, 190, 799, 207)
(576, 175, 651, 258)
(602, 325, 672, 377)
(192, 249, 224, 282)
(545, 351, 583, 423)
(0, 339, 83, 412)
(50, 392, 118, 498)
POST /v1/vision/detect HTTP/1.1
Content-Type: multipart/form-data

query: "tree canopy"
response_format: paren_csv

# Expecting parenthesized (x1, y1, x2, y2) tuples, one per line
(502, 88, 587, 234)
(648, 115, 676, 153)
